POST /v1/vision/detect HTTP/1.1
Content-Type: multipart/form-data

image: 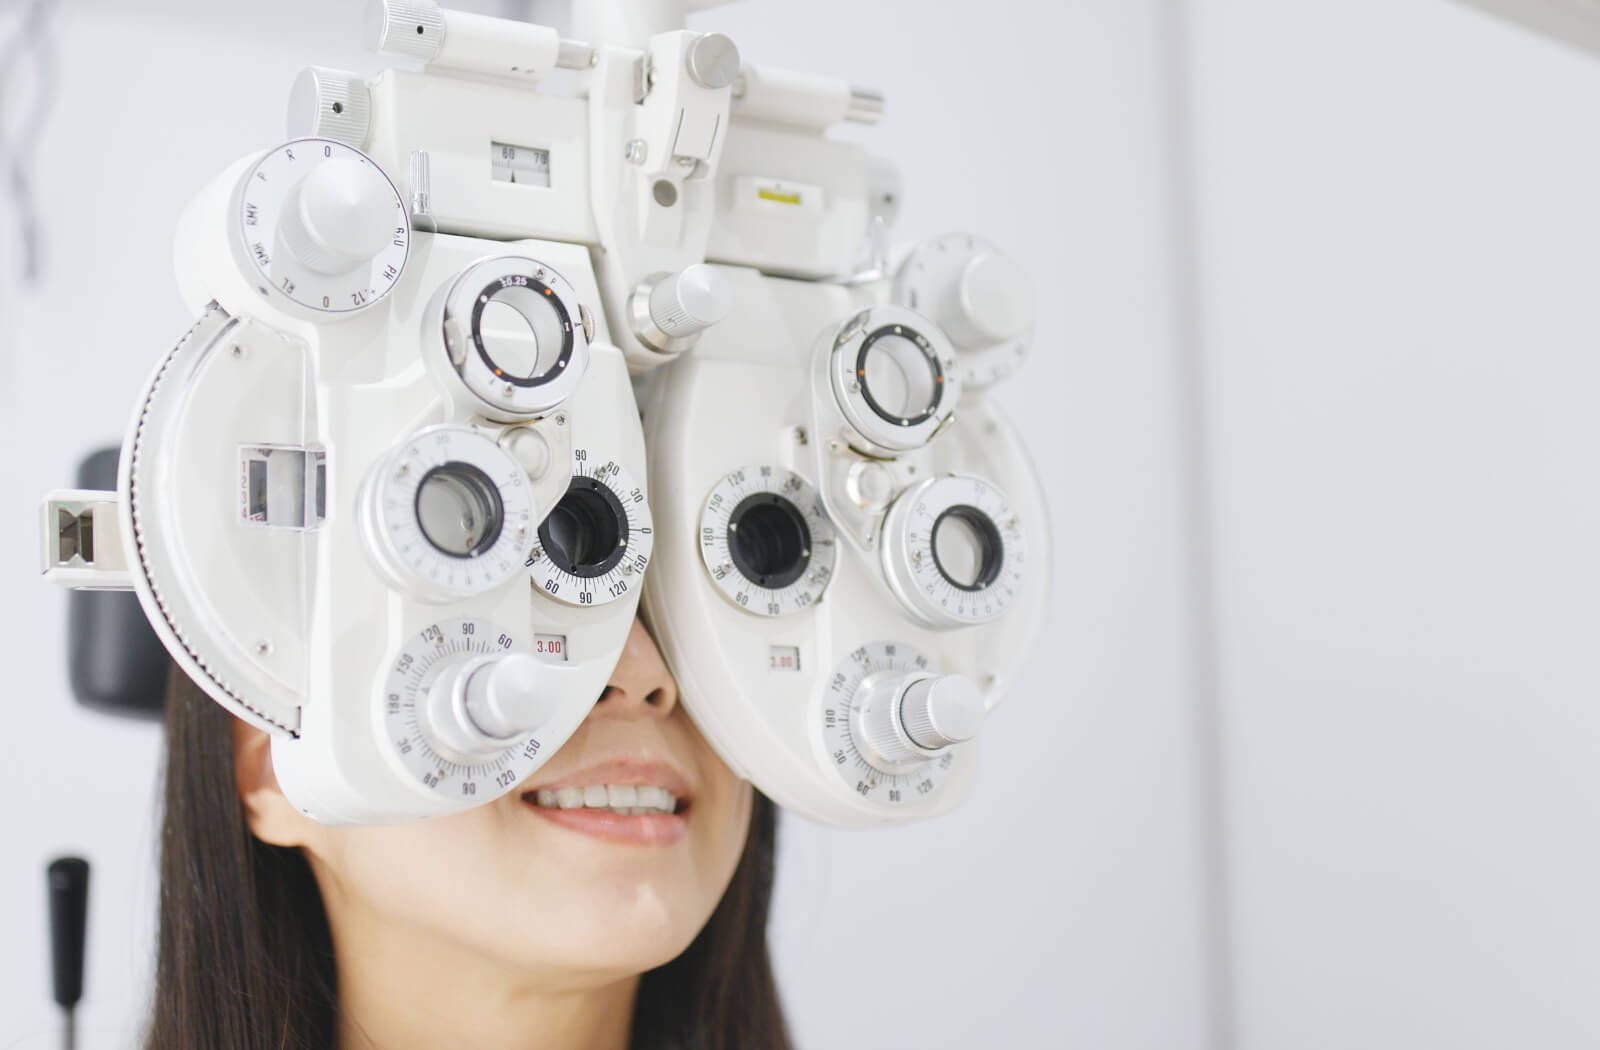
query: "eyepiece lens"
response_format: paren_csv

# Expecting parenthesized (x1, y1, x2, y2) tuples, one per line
(931, 505, 1003, 591)
(539, 478, 629, 578)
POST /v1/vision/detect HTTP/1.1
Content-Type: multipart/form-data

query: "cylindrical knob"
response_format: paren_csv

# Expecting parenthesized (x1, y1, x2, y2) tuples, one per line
(686, 33, 741, 90)
(900, 674, 985, 749)
(852, 672, 986, 773)
(287, 67, 372, 146)
(422, 653, 574, 759)
(463, 653, 566, 739)
(47, 857, 90, 1011)
(942, 251, 1035, 347)
(648, 264, 732, 338)
(631, 265, 733, 353)
(279, 158, 397, 274)
(369, 0, 446, 60)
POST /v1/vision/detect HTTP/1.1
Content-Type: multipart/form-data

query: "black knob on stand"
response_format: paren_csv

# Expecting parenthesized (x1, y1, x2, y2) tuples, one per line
(47, 857, 89, 1050)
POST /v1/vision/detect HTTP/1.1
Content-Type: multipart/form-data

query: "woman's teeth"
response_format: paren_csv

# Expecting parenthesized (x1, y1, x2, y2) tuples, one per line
(530, 784, 680, 815)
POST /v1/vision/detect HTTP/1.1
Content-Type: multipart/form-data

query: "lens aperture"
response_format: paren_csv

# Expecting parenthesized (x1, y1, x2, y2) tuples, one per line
(728, 494, 812, 590)
(538, 477, 629, 579)
(930, 505, 1003, 592)
(415, 462, 505, 558)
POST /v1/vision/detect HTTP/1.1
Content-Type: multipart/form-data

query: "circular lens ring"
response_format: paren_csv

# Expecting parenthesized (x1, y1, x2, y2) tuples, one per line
(413, 461, 505, 559)
(929, 504, 1004, 592)
(537, 476, 630, 580)
(854, 324, 946, 428)
(469, 277, 575, 389)
(727, 493, 813, 590)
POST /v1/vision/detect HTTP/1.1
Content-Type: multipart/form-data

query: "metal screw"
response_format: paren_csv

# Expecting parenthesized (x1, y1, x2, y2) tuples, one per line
(255, 640, 274, 656)
(231, 345, 246, 360)
(794, 426, 809, 446)
(624, 139, 648, 165)
(553, 413, 568, 427)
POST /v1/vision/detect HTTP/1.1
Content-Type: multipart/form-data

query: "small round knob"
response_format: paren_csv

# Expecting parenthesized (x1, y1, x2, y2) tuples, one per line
(422, 653, 570, 760)
(945, 251, 1034, 347)
(279, 157, 397, 275)
(686, 33, 741, 90)
(852, 671, 986, 773)
(631, 264, 732, 351)
(287, 67, 371, 146)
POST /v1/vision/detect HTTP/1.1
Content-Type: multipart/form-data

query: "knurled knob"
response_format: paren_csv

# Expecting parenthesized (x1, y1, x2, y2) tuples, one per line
(422, 653, 578, 759)
(853, 671, 984, 773)
(900, 674, 986, 749)
(279, 157, 397, 275)
(686, 32, 741, 90)
(649, 264, 731, 338)
(369, 0, 445, 60)
(287, 67, 371, 146)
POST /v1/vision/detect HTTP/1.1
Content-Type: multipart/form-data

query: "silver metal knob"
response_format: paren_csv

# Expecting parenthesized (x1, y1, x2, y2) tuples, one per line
(422, 653, 573, 759)
(900, 675, 985, 749)
(852, 671, 985, 773)
(287, 67, 371, 147)
(686, 32, 740, 90)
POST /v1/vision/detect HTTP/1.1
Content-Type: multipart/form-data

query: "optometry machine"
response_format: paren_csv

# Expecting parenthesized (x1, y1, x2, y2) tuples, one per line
(41, 0, 1049, 829)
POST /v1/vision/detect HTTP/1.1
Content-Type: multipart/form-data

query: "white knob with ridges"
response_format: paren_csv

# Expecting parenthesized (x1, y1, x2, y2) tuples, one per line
(649, 264, 732, 339)
(852, 671, 985, 773)
(279, 158, 397, 275)
(422, 653, 581, 760)
(287, 67, 371, 146)
(900, 674, 985, 750)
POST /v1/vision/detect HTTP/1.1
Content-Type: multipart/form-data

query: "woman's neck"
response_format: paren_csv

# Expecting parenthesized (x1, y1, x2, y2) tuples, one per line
(323, 884, 639, 1050)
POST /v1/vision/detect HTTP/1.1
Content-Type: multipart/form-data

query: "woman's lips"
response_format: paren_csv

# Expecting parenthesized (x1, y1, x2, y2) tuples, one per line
(522, 803, 689, 846)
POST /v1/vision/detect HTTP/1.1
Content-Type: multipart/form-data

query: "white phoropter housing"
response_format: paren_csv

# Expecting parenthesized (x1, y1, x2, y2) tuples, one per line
(41, 0, 1049, 829)
(43, 132, 652, 824)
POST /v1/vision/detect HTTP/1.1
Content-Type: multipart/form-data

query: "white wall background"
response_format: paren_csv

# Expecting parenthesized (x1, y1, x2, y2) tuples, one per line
(1184, 0, 1600, 1046)
(0, 1, 1216, 1048)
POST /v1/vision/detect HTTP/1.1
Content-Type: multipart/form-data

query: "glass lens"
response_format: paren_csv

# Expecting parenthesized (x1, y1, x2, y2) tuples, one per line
(862, 333, 939, 419)
(415, 462, 504, 558)
(477, 284, 568, 382)
(931, 506, 1003, 591)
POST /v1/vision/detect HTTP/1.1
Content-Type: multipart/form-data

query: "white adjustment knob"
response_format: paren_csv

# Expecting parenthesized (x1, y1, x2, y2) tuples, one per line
(944, 251, 1034, 348)
(900, 674, 985, 749)
(279, 157, 398, 275)
(630, 264, 733, 353)
(287, 66, 372, 146)
(422, 653, 577, 760)
(852, 672, 986, 773)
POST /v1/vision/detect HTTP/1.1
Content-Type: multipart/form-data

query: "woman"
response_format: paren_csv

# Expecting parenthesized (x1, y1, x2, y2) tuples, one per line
(146, 617, 792, 1050)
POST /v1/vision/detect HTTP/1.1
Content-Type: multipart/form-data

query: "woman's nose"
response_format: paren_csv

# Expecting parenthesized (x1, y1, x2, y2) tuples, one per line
(595, 618, 679, 717)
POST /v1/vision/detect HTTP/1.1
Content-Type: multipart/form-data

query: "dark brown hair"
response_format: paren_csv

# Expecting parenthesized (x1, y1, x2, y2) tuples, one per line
(146, 662, 791, 1050)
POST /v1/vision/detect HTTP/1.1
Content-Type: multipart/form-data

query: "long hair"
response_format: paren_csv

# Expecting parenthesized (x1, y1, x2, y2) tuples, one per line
(146, 662, 791, 1050)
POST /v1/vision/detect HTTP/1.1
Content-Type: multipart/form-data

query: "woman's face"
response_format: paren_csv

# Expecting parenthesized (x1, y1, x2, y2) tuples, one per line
(236, 618, 753, 983)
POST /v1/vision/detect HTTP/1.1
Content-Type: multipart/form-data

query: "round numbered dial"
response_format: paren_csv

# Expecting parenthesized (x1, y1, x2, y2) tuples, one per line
(235, 138, 409, 315)
(441, 256, 591, 420)
(820, 642, 960, 806)
(895, 233, 1034, 389)
(364, 425, 536, 602)
(882, 474, 1026, 627)
(526, 450, 653, 606)
(699, 465, 836, 617)
(382, 617, 548, 801)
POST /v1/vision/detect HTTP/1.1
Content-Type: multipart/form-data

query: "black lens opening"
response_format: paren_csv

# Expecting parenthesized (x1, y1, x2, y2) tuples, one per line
(728, 494, 812, 590)
(930, 504, 1004, 592)
(538, 477, 629, 579)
